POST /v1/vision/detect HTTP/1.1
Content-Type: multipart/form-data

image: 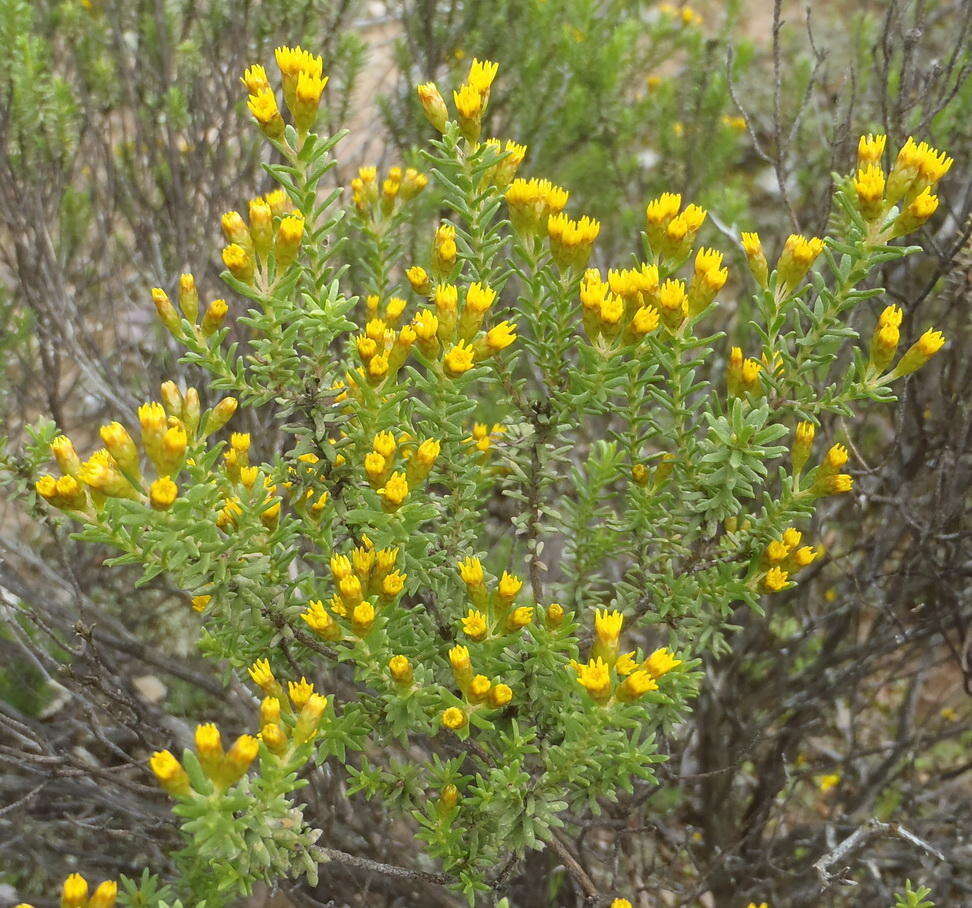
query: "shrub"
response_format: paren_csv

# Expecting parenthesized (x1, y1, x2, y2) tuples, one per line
(17, 40, 958, 905)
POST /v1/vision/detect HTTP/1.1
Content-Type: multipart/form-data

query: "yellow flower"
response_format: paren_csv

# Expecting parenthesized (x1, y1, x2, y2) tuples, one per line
(330, 553, 352, 581)
(372, 430, 397, 459)
(656, 278, 688, 327)
(338, 574, 363, 606)
(617, 669, 658, 701)
(858, 133, 886, 166)
(615, 651, 638, 675)
(434, 283, 459, 313)
(791, 545, 818, 569)
(352, 601, 376, 634)
(497, 570, 523, 601)
(792, 420, 816, 474)
(611, 901, 633, 908)
(407, 265, 430, 293)
(484, 320, 517, 353)
(824, 443, 849, 470)
(573, 657, 612, 702)
(454, 83, 485, 140)
(855, 164, 886, 219)
(248, 658, 276, 691)
(191, 594, 211, 613)
(241, 63, 270, 95)
(381, 570, 407, 598)
(415, 438, 441, 466)
(389, 654, 413, 684)
(547, 602, 565, 626)
(890, 328, 946, 377)
(467, 58, 499, 95)
(782, 528, 802, 549)
(461, 609, 489, 640)
(509, 606, 534, 629)
(222, 243, 254, 283)
(449, 645, 472, 674)
(50, 434, 82, 477)
(547, 212, 600, 268)
(377, 471, 409, 510)
(261, 696, 281, 726)
(765, 539, 790, 564)
(195, 722, 223, 760)
(505, 177, 570, 234)
(645, 192, 681, 233)
(643, 647, 682, 679)
(293, 69, 328, 131)
(260, 722, 287, 754)
(149, 476, 178, 511)
(489, 683, 513, 708)
(99, 421, 139, 476)
(469, 674, 491, 702)
(276, 213, 305, 268)
(246, 87, 284, 139)
(740, 231, 769, 286)
(89, 880, 118, 908)
(302, 600, 341, 640)
(149, 749, 190, 796)
(416, 82, 448, 132)
(288, 677, 315, 710)
(763, 567, 789, 592)
(444, 340, 476, 376)
(225, 733, 259, 781)
(61, 874, 89, 907)
(594, 608, 623, 646)
(458, 556, 485, 586)
(777, 234, 825, 291)
(629, 306, 660, 338)
(442, 706, 467, 729)
(816, 772, 840, 793)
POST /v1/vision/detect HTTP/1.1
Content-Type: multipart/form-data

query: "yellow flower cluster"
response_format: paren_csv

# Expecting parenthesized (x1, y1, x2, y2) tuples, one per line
(456, 557, 531, 640)
(852, 134, 951, 237)
(301, 538, 405, 641)
(645, 192, 707, 261)
(354, 309, 419, 387)
(547, 212, 601, 269)
(505, 177, 569, 234)
(243, 46, 327, 140)
(417, 58, 498, 143)
(150, 719, 263, 797)
(761, 527, 819, 591)
(37, 382, 236, 520)
(404, 277, 516, 379)
(659, 3, 703, 26)
(725, 346, 763, 397)
(361, 430, 440, 511)
(463, 421, 506, 458)
(580, 265, 659, 348)
(219, 188, 303, 288)
(351, 164, 428, 216)
(18, 873, 118, 908)
(739, 229, 824, 296)
(571, 608, 683, 705)
(481, 138, 527, 189)
(631, 454, 675, 489)
(442, 644, 514, 730)
(863, 303, 945, 379)
(803, 441, 854, 499)
(150, 271, 228, 340)
(243, 661, 330, 753)
(506, 176, 601, 269)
